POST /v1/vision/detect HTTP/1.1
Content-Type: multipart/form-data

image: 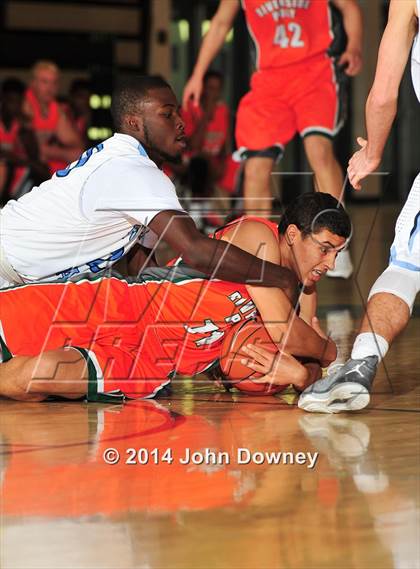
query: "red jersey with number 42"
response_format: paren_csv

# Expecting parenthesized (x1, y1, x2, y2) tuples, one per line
(242, 0, 334, 69)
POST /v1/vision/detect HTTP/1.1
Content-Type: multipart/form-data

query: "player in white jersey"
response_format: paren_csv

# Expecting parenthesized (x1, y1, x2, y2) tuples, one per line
(0, 76, 297, 294)
(1, 133, 180, 283)
(299, 0, 420, 413)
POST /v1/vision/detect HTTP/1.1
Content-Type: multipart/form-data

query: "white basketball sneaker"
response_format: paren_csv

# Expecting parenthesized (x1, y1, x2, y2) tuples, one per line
(327, 249, 353, 279)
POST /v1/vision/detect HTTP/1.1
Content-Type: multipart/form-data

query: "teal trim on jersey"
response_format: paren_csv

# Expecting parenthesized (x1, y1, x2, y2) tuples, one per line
(128, 266, 209, 286)
(0, 335, 13, 363)
(73, 347, 125, 404)
(0, 265, 209, 298)
(91, 390, 126, 403)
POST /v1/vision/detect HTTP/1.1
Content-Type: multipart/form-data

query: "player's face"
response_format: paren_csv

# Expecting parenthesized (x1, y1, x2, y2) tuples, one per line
(141, 87, 186, 164)
(293, 228, 347, 286)
(203, 77, 223, 103)
(32, 69, 59, 103)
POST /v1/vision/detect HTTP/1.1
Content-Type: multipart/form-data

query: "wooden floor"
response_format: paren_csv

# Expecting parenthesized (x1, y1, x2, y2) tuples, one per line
(1, 204, 419, 569)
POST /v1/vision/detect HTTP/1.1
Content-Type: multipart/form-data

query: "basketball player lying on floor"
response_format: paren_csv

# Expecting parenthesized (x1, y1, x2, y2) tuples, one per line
(0, 192, 351, 402)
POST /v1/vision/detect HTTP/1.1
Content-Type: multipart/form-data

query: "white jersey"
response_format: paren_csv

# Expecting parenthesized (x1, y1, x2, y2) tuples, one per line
(0, 133, 184, 283)
(389, 173, 420, 272)
(412, 1, 420, 101)
(396, 3, 420, 269)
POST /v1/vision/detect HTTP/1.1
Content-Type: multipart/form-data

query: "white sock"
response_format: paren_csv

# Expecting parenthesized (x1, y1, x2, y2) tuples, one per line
(351, 332, 389, 362)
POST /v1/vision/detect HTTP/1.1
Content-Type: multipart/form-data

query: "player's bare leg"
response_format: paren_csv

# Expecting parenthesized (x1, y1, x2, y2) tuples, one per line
(303, 135, 343, 201)
(243, 156, 274, 217)
(357, 293, 410, 343)
(0, 348, 88, 401)
(298, 296, 410, 413)
(299, 290, 411, 414)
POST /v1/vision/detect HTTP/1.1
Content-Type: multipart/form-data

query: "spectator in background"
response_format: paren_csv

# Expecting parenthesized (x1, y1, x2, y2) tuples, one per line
(24, 60, 83, 174)
(182, 70, 239, 230)
(0, 78, 49, 203)
(63, 79, 92, 147)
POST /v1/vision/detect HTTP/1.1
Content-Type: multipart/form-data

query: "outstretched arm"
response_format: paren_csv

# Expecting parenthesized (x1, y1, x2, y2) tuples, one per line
(182, 0, 240, 108)
(331, 0, 363, 76)
(347, 0, 417, 190)
(148, 211, 298, 293)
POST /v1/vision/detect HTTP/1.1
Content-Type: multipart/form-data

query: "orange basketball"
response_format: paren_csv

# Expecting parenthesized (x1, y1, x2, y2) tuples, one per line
(220, 319, 285, 395)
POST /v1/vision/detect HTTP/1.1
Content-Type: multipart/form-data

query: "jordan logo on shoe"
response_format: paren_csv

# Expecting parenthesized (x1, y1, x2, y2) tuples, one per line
(345, 362, 366, 378)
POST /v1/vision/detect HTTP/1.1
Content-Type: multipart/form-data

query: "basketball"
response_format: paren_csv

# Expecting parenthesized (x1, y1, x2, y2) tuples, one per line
(220, 319, 285, 395)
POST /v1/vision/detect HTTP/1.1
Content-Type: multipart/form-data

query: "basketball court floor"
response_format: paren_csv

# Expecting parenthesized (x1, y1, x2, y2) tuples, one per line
(1, 204, 419, 569)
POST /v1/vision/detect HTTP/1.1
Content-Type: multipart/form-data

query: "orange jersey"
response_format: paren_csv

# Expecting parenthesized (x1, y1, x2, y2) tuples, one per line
(183, 101, 229, 157)
(131, 269, 257, 379)
(0, 268, 256, 398)
(242, 0, 334, 69)
(213, 215, 279, 243)
(26, 88, 60, 138)
(0, 118, 20, 152)
(25, 88, 66, 173)
(0, 118, 31, 197)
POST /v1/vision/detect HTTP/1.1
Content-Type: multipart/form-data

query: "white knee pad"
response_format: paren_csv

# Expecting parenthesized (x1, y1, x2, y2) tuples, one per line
(368, 265, 420, 314)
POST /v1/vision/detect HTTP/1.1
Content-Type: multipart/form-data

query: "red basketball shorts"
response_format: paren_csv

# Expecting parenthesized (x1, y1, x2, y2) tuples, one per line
(235, 54, 346, 158)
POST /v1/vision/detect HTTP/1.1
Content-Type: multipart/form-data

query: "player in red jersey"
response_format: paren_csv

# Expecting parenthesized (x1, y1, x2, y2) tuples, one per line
(182, 70, 238, 228)
(0, 193, 350, 402)
(0, 78, 28, 199)
(183, 71, 230, 163)
(0, 78, 49, 201)
(183, 0, 362, 276)
(24, 60, 83, 174)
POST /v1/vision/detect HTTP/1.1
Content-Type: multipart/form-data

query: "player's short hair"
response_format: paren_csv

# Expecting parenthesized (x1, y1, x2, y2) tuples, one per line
(111, 75, 172, 130)
(278, 192, 351, 239)
(31, 60, 60, 77)
(1, 77, 26, 96)
(203, 70, 223, 84)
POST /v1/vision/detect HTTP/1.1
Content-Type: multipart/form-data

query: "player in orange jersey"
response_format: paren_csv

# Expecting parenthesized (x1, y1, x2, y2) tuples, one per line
(182, 70, 237, 229)
(183, 0, 362, 277)
(0, 193, 350, 402)
(24, 60, 83, 174)
(0, 78, 49, 201)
